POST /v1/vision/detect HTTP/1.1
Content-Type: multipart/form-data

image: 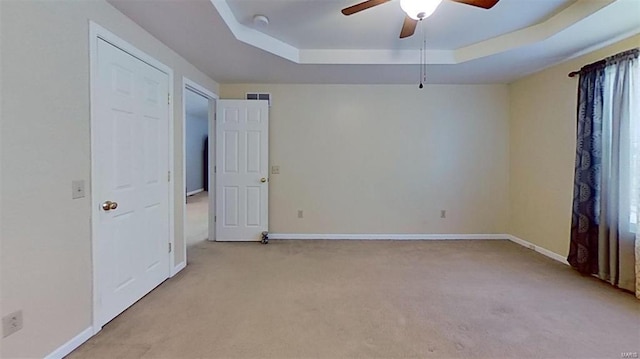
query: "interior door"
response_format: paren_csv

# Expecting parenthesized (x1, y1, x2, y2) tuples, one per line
(93, 38, 170, 327)
(216, 100, 269, 241)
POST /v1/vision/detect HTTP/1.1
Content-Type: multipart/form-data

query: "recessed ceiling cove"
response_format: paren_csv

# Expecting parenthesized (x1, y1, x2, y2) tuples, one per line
(108, 0, 640, 84)
(214, 0, 631, 65)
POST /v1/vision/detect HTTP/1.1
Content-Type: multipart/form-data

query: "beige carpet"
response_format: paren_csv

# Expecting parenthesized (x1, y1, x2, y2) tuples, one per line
(185, 191, 209, 247)
(68, 240, 640, 359)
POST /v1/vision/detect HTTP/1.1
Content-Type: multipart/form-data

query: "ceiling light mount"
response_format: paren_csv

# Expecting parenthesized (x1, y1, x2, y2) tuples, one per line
(252, 14, 269, 28)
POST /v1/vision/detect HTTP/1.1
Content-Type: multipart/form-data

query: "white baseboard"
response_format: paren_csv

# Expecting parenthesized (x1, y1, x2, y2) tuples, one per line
(268, 233, 511, 240)
(44, 326, 93, 359)
(186, 188, 204, 196)
(44, 262, 187, 358)
(506, 235, 569, 265)
(171, 261, 186, 277)
(268, 233, 569, 265)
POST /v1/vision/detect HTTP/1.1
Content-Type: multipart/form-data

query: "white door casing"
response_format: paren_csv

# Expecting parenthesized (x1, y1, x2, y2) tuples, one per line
(216, 100, 269, 241)
(93, 38, 170, 327)
(181, 78, 219, 258)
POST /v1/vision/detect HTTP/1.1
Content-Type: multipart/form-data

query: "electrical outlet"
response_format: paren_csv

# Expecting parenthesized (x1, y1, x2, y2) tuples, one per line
(297, 210, 303, 219)
(72, 180, 85, 199)
(3, 310, 23, 338)
(440, 210, 446, 219)
(271, 165, 280, 175)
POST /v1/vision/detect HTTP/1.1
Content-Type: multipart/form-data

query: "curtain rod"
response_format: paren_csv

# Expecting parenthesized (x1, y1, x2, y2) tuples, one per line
(568, 47, 639, 78)
(568, 60, 604, 78)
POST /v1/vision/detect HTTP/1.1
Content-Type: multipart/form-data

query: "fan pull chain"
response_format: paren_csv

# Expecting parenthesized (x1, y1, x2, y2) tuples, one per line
(423, 22, 427, 85)
(419, 20, 427, 89)
(419, 44, 424, 89)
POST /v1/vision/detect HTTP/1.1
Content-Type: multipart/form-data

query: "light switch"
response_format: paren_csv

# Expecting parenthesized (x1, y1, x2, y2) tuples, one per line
(72, 180, 85, 199)
(271, 165, 280, 175)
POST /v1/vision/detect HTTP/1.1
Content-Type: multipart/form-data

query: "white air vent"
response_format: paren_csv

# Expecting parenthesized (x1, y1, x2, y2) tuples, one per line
(246, 93, 271, 107)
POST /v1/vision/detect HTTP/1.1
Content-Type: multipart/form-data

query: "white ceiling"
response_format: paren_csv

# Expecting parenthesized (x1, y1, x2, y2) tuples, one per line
(108, 0, 640, 84)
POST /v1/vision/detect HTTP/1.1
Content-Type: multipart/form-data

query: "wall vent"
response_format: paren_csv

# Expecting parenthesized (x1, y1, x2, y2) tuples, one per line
(246, 93, 271, 107)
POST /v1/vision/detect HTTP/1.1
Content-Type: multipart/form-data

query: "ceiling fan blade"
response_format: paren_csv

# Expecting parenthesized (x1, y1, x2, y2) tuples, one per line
(341, 0, 390, 15)
(448, 0, 499, 9)
(399, 16, 418, 39)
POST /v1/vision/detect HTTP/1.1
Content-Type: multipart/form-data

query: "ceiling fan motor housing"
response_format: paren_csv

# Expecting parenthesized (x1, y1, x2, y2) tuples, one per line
(400, 0, 443, 20)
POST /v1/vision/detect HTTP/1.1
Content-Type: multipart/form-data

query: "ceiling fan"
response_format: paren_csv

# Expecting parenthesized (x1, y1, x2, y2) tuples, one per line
(341, 0, 500, 39)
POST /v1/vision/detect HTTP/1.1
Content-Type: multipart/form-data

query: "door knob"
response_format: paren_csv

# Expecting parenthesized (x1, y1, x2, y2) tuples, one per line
(260, 178, 267, 183)
(102, 201, 118, 211)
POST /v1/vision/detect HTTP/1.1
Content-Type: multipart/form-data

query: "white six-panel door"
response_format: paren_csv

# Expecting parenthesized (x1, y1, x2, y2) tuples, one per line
(94, 38, 170, 327)
(216, 100, 269, 241)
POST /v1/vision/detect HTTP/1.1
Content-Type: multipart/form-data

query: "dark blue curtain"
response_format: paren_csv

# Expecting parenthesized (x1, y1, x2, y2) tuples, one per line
(567, 68, 605, 274)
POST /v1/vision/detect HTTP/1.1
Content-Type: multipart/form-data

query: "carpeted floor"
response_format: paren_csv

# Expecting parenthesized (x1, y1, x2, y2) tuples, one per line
(68, 240, 640, 359)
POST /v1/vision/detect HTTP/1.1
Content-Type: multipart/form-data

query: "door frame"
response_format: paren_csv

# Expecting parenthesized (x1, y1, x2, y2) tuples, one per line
(181, 78, 218, 260)
(89, 22, 175, 333)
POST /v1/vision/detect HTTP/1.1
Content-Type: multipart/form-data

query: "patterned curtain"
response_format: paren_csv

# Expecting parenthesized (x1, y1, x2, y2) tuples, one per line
(568, 68, 605, 274)
(568, 48, 639, 294)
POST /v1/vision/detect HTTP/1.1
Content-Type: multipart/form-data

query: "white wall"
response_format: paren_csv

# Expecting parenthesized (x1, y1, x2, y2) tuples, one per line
(0, 1, 218, 357)
(186, 112, 208, 193)
(221, 84, 510, 235)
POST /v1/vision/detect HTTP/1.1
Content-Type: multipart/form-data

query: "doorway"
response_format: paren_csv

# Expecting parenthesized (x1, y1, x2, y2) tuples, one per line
(183, 79, 217, 252)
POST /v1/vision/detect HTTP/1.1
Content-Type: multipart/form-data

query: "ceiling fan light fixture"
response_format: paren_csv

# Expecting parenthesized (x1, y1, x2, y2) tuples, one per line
(400, 0, 443, 20)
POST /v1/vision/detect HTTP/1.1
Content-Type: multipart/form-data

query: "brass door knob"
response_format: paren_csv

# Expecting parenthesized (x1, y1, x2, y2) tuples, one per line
(260, 178, 267, 183)
(102, 201, 118, 211)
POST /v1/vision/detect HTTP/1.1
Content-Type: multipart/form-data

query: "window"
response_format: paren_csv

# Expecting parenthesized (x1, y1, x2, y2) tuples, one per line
(603, 59, 639, 234)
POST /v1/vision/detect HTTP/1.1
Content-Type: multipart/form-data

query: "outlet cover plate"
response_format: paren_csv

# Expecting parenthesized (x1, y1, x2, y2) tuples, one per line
(3, 310, 23, 338)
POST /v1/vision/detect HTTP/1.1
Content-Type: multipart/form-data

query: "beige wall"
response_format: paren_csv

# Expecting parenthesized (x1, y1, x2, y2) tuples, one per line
(0, 1, 218, 357)
(508, 35, 640, 258)
(1, 0, 635, 356)
(221, 84, 510, 235)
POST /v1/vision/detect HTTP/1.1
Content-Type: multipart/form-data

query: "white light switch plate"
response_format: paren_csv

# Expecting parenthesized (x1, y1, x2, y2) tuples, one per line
(271, 166, 280, 174)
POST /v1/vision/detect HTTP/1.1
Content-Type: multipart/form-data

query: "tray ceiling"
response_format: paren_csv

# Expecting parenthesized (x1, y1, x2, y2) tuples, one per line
(108, 0, 640, 84)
